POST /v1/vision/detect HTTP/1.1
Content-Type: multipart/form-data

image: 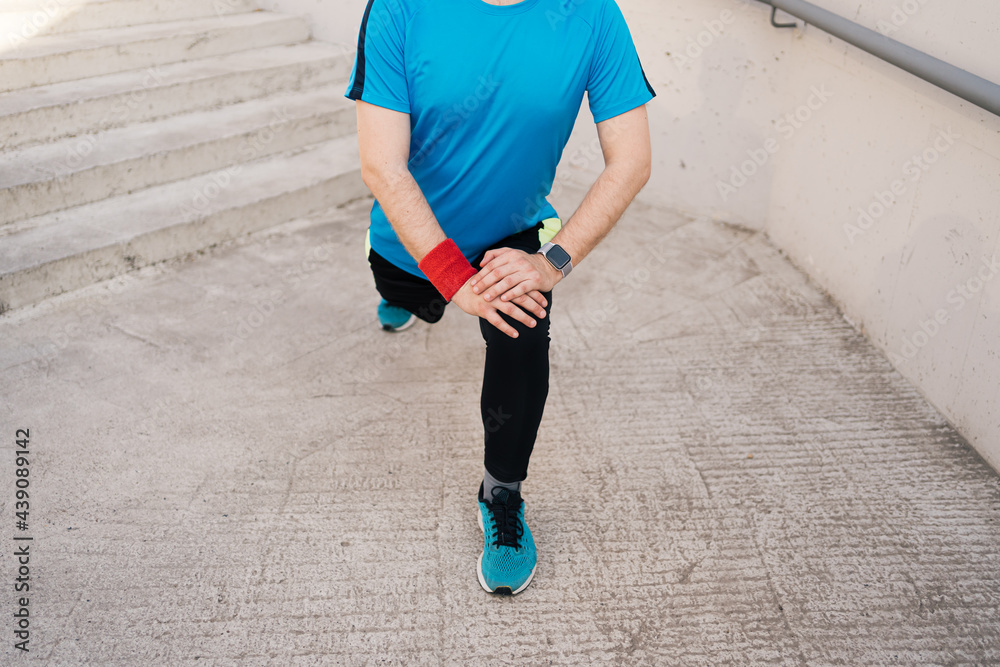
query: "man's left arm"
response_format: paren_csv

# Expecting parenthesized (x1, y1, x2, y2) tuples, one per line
(471, 104, 652, 302)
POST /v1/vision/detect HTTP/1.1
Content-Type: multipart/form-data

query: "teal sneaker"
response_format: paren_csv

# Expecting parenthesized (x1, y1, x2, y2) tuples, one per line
(477, 483, 537, 595)
(377, 299, 416, 332)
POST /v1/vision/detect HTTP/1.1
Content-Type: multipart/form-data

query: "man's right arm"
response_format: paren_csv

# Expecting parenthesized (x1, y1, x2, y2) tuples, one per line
(356, 100, 446, 261)
(355, 100, 545, 337)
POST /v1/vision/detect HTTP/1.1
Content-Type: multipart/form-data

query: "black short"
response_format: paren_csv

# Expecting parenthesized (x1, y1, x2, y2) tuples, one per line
(367, 223, 547, 324)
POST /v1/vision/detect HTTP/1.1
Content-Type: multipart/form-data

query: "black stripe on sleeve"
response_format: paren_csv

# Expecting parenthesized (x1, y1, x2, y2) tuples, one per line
(349, 0, 378, 100)
(639, 60, 656, 97)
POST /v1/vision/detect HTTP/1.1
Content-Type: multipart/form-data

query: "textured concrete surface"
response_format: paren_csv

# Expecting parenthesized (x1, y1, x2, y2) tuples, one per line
(0, 0, 257, 38)
(0, 84, 355, 225)
(0, 135, 365, 312)
(0, 42, 352, 150)
(2, 191, 999, 665)
(0, 12, 311, 92)
(0, 2, 360, 315)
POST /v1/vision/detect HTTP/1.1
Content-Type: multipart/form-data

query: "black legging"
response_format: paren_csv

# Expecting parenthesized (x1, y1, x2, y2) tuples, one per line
(368, 223, 552, 484)
(479, 289, 551, 483)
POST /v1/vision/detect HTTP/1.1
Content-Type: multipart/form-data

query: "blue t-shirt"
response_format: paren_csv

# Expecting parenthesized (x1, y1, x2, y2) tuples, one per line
(346, 0, 655, 278)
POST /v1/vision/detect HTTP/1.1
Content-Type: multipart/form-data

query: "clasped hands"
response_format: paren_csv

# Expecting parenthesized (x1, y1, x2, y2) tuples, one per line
(450, 247, 562, 339)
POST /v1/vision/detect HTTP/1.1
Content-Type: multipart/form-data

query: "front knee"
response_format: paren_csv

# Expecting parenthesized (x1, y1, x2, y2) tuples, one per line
(481, 312, 550, 348)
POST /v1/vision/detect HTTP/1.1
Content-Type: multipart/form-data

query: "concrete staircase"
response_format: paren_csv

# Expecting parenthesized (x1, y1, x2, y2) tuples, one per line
(0, 0, 365, 312)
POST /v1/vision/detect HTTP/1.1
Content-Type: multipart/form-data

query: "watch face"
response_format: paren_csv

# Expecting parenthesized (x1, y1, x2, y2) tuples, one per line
(546, 244, 571, 269)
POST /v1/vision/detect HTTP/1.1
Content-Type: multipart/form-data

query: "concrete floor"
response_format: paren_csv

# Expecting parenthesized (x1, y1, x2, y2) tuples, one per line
(2, 191, 999, 665)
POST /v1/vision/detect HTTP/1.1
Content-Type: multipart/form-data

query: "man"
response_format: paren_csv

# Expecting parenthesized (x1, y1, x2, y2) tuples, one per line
(346, 0, 653, 595)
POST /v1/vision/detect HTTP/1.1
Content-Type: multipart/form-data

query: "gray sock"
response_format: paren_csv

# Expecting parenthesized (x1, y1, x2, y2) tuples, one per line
(483, 468, 521, 501)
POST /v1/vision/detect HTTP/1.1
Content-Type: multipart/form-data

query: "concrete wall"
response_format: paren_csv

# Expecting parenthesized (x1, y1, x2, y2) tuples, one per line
(570, 0, 1000, 473)
(277, 0, 1000, 472)
(747, 5, 1000, 474)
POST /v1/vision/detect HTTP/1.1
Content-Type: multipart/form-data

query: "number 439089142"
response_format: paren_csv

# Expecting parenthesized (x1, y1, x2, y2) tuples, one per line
(15, 429, 30, 526)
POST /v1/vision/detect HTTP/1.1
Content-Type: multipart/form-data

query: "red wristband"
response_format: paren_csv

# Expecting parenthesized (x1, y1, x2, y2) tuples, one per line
(418, 238, 477, 302)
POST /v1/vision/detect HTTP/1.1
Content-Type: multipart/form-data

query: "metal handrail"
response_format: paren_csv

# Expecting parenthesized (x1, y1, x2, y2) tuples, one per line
(755, 0, 1000, 117)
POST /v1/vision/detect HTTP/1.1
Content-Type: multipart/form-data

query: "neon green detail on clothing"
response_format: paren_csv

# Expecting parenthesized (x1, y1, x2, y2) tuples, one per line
(538, 217, 562, 245)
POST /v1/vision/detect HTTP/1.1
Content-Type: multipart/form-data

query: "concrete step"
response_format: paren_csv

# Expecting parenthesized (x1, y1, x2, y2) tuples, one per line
(0, 42, 353, 150)
(0, 11, 310, 92)
(0, 84, 357, 230)
(0, 0, 256, 39)
(0, 136, 366, 313)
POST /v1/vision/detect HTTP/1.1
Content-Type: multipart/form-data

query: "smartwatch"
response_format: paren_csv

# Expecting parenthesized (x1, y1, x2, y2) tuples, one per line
(538, 242, 573, 278)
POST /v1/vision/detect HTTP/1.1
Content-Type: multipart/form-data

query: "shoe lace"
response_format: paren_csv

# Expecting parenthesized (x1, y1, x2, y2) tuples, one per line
(488, 489, 523, 549)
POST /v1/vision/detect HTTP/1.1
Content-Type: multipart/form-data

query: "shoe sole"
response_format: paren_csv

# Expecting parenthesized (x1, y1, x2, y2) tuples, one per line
(380, 313, 416, 332)
(476, 506, 536, 596)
